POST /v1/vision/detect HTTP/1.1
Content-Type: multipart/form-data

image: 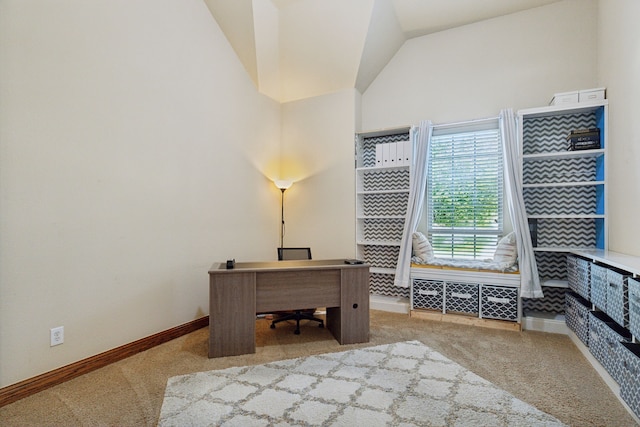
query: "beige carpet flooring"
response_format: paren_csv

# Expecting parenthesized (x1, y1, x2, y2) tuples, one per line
(1, 310, 638, 426)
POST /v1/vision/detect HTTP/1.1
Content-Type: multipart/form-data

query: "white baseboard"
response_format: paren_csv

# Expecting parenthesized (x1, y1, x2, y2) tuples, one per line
(522, 313, 569, 334)
(370, 294, 410, 314)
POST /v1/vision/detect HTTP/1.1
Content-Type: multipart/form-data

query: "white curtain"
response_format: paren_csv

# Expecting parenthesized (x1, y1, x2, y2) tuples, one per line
(394, 120, 432, 288)
(500, 109, 543, 298)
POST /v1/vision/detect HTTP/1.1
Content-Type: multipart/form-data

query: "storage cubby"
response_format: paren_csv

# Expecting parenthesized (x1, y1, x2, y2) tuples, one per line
(566, 249, 640, 420)
(589, 311, 632, 385)
(566, 291, 591, 346)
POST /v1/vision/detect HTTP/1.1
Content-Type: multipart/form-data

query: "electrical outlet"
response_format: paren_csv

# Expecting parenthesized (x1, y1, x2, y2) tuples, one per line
(50, 326, 64, 346)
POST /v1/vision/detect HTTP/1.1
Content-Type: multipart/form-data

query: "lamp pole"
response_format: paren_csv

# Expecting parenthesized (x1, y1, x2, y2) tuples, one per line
(274, 180, 293, 249)
(280, 188, 286, 248)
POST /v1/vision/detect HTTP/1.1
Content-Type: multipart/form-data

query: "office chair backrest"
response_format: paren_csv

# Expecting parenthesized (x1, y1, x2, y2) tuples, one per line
(278, 247, 312, 261)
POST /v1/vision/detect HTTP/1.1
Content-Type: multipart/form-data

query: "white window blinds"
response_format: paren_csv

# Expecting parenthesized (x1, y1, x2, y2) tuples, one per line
(427, 121, 503, 259)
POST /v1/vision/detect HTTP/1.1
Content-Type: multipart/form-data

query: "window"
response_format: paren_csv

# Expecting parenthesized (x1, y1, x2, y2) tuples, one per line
(426, 120, 503, 259)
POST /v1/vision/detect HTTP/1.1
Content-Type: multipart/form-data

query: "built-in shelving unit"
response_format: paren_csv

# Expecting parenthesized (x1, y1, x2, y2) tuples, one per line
(520, 101, 609, 263)
(519, 100, 608, 318)
(355, 126, 411, 299)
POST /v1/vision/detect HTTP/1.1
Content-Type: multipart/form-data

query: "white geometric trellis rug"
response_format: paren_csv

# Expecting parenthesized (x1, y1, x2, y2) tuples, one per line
(158, 340, 565, 426)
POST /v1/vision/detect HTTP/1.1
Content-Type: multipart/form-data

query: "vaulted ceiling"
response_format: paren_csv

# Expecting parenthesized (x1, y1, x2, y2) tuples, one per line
(203, 0, 561, 103)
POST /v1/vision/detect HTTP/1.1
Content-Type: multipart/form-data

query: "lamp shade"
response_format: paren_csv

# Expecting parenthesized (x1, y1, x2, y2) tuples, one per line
(274, 179, 293, 190)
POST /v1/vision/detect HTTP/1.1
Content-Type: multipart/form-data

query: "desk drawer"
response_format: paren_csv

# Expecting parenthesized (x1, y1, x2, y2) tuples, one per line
(256, 270, 341, 312)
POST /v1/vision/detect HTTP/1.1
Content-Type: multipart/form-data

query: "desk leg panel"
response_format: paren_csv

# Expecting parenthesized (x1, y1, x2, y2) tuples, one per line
(209, 272, 256, 358)
(327, 267, 370, 345)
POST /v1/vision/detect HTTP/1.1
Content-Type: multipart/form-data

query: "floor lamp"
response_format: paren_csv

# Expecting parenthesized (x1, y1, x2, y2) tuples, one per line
(274, 180, 293, 248)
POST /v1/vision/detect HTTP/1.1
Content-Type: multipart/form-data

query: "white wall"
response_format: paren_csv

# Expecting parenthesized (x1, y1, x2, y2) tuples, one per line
(362, 0, 599, 129)
(280, 89, 358, 259)
(597, 0, 640, 256)
(0, 0, 281, 387)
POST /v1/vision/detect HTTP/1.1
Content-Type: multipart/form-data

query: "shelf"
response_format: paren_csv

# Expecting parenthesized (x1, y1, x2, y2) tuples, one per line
(523, 149, 604, 162)
(541, 279, 569, 288)
(523, 181, 604, 188)
(527, 214, 605, 219)
(357, 126, 411, 138)
(571, 249, 640, 276)
(357, 189, 409, 195)
(357, 215, 406, 220)
(356, 240, 401, 246)
(356, 165, 409, 172)
(370, 267, 396, 275)
(518, 99, 608, 119)
(534, 246, 600, 253)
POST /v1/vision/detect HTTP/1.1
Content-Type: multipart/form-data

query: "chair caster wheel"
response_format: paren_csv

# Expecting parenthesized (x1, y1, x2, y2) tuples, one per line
(294, 330, 300, 335)
(270, 324, 275, 329)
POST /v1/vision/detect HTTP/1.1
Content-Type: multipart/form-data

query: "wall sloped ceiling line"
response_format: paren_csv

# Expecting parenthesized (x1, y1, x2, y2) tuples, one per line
(204, 0, 563, 103)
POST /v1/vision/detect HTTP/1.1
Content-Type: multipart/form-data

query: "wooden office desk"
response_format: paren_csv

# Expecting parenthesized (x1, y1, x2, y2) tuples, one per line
(208, 259, 370, 358)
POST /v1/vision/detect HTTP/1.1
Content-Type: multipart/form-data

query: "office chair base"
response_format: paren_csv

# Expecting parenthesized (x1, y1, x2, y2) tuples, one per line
(270, 310, 324, 335)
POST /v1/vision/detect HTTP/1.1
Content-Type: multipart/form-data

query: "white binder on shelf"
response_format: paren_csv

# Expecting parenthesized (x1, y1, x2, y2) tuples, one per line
(382, 144, 390, 167)
(375, 144, 383, 167)
(389, 143, 397, 166)
(397, 141, 404, 165)
(401, 141, 412, 166)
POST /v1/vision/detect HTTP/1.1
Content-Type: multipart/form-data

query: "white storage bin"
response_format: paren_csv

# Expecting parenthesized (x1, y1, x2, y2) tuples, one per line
(579, 87, 605, 103)
(549, 91, 579, 106)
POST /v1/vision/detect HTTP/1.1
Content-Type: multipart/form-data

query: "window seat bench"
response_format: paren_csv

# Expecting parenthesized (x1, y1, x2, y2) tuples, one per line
(410, 262, 521, 331)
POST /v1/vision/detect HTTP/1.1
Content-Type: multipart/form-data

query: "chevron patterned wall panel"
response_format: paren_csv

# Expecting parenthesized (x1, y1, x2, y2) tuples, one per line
(522, 286, 567, 314)
(362, 168, 410, 191)
(370, 272, 409, 298)
(535, 251, 568, 281)
(362, 218, 405, 241)
(536, 218, 596, 248)
(524, 186, 597, 216)
(523, 112, 597, 154)
(362, 245, 400, 269)
(362, 192, 409, 217)
(523, 156, 597, 184)
(361, 133, 410, 168)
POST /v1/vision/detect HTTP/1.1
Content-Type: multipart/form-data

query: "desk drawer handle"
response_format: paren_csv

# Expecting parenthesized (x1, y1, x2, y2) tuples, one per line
(451, 292, 472, 299)
(488, 296, 510, 304)
(418, 289, 439, 296)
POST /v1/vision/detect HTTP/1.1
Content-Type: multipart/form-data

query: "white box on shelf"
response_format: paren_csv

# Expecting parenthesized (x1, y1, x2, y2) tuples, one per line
(382, 144, 390, 166)
(389, 143, 397, 166)
(579, 87, 605, 103)
(375, 144, 383, 167)
(549, 91, 579, 106)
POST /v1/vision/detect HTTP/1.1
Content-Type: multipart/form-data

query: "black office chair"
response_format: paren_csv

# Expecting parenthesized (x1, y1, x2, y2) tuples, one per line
(270, 247, 325, 335)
